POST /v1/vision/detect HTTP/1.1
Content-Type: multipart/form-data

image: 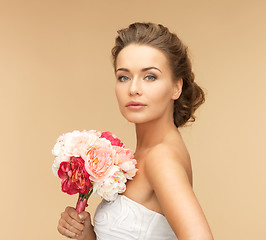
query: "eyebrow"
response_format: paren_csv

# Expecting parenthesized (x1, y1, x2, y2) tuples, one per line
(115, 67, 162, 73)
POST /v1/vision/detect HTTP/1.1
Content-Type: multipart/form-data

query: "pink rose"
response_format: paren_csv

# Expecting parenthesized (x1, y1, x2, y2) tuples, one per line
(85, 146, 115, 180)
(58, 157, 92, 195)
(100, 131, 124, 147)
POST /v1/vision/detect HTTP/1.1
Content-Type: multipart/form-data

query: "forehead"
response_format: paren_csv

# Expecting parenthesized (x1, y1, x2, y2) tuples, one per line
(116, 44, 169, 70)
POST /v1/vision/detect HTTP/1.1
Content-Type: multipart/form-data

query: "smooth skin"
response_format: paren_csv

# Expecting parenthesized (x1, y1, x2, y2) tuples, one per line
(58, 44, 214, 240)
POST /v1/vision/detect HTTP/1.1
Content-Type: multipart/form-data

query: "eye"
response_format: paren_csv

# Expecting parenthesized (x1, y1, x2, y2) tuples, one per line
(117, 75, 130, 82)
(145, 75, 157, 81)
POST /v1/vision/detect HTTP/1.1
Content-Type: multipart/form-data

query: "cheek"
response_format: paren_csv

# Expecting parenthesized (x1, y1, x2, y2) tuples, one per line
(115, 85, 124, 105)
(146, 84, 172, 104)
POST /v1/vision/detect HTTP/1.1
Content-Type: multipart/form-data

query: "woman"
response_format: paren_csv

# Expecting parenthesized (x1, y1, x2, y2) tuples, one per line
(57, 22, 214, 240)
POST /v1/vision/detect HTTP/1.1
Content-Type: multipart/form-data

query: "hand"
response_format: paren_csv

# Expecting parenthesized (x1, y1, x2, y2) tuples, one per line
(58, 206, 96, 240)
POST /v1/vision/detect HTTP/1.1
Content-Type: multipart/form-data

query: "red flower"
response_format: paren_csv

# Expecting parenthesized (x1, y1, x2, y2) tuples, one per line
(100, 131, 124, 147)
(58, 156, 92, 195)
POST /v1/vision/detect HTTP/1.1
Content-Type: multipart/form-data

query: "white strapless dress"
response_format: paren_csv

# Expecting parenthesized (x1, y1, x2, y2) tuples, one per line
(93, 194, 177, 240)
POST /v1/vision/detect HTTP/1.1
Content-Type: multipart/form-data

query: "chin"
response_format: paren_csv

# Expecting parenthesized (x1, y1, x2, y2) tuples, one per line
(120, 111, 155, 124)
(122, 115, 144, 124)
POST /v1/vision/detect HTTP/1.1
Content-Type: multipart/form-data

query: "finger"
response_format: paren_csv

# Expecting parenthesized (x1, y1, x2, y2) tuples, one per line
(57, 224, 79, 239)
(66, 206, 83, 223)
(77, 212, 95, 240)
(59, 217, 83, 236)
(61, 211, 84, 232)
(65, 215, 84, 232)
(78, 211, 91, 224)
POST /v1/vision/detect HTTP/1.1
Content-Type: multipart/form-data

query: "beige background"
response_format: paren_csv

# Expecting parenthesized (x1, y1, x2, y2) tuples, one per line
(1, 0, 265, 239)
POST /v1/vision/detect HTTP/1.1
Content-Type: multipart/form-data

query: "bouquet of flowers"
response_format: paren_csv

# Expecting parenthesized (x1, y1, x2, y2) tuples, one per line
(52, 130, 138, 213)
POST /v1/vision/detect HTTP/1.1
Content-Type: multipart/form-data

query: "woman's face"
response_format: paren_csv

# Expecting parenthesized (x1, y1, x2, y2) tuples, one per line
(115, 44, 182, 125)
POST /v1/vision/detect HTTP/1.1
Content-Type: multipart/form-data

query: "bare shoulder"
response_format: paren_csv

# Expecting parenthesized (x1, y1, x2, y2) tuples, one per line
(143, 140, 213, 239)
(144, 140, 192, 186)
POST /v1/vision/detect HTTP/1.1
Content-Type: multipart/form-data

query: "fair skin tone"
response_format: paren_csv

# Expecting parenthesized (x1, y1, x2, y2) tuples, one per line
(58, 44, 213, 240)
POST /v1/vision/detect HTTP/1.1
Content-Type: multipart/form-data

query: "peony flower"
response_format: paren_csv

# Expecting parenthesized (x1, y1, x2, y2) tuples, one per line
(52, 135, 65, 157)
(100, 131, 124, 147)
(63, 130, 99, 157)
(85, 144, 115, 180)
(114, 146, 138, 180)
(58, 156, 92, 195)
(124, 167, 138, 180)
(52, 129, 138, 211)
(92, 165, 127, 201)
(52, 155, 70, 176)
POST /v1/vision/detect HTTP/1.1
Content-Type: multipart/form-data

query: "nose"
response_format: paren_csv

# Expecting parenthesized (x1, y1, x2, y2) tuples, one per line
(129, 77, 142, 96)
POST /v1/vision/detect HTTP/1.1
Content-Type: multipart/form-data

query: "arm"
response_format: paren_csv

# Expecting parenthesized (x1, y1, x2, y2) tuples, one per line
(58, 206, 96, 240)
(145, 145, 213, 240)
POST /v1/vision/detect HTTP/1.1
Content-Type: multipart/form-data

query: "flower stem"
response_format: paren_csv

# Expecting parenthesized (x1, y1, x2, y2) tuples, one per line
(80, 188, 93, 201)
(76, 188, 93, 213)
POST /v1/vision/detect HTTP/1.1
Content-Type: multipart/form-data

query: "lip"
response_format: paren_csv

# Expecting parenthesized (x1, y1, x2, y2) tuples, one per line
(126, 101, 146, 107)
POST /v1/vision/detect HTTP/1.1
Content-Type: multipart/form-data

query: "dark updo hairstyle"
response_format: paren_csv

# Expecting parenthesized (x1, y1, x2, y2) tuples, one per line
(111, 22, 205, 128)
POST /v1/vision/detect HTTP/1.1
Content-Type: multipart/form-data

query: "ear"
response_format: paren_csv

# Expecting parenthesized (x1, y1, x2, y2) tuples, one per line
(172, 78, 183, 100)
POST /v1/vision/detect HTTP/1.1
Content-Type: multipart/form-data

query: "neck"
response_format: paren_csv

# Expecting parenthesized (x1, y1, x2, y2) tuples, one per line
(134, 114, 178, 153)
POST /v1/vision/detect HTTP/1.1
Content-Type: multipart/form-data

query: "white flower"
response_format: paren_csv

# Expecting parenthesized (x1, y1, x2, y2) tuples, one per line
(52, 135, 70, 176)
(85, 129, 102, 137)
(51, 129, 138, 202)
(119, 158, 136, 172)
(92, 165, 127, 201)
(63, 130, 98, 157)
(124, 168, 138, 180)
(52, 135, 65, 157)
